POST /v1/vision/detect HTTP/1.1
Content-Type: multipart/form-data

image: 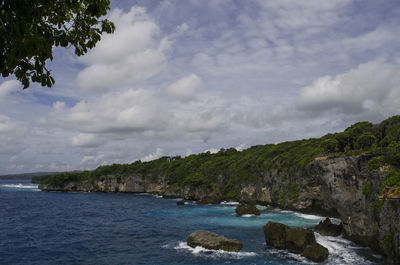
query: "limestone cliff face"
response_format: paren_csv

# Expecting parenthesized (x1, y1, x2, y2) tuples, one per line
(39, 155, 399, 264)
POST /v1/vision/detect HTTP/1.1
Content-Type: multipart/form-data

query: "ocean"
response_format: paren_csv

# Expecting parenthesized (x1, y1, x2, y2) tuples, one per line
(0, 179, 386, 265)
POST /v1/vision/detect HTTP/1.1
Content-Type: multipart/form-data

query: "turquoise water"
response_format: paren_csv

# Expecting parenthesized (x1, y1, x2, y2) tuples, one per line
(0, 179, 386, 264)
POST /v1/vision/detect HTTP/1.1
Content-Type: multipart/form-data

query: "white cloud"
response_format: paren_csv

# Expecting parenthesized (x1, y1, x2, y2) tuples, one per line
(77, 7, 170, 92)
(81, 154, 106, 166)
(204, 148, 219, 154)
(141, 148, 163, 162)
(70, 133, 103, 148)
(166, 74, 202, 102)
(49, 88, 170, 134)
(53, 101, 66, 112)
(0, 80, 19, 99)
(298, 61, 400, 119)
(235, 144, 246, 151)
(0, 114, 16, 134)
(1, 1, 400, 175)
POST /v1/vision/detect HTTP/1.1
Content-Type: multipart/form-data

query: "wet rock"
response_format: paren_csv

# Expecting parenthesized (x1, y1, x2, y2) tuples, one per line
(235, 203, 260, 216)
(315, 218, 342, 236)
(187, 230, 242, 252)
(196, 196, 220, 205)
(176, 200, 185, 205)
(301, 242, 329, 262)
(263, 221, 329, 263)
(265, 206, 275, 211)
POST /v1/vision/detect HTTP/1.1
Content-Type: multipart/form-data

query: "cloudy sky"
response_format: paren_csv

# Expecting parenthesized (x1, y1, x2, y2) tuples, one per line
(1, 0, 400, 174)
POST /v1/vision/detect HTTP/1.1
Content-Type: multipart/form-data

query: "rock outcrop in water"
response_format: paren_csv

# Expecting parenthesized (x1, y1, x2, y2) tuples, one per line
(235, 203, 260, 216)
(314, 218, 342, 236)
(176, 200, 185, 205)
(38, 154, 400, 264)
(187, 230, 242, 252)
(263, 221, 328, 262)
(36, 115, 400, 264)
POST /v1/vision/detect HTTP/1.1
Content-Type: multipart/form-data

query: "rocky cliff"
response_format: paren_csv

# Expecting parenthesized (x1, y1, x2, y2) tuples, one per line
(39, 154, 399, 264)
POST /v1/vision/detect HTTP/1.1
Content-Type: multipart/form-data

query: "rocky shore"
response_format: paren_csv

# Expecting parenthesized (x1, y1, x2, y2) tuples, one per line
(39, 154, 400, 264)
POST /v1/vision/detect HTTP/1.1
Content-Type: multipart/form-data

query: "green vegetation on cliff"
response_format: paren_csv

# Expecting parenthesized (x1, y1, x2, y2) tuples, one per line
(33, 116, 400, 193)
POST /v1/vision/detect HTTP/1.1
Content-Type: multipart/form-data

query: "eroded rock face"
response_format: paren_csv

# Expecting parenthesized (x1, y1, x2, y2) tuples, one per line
(38, 155, 400, 264)
(187, 230, 242, 252)
(235, 203, 260, 216)
(315, 218, 342, 236)
(263, 221, 328, 263)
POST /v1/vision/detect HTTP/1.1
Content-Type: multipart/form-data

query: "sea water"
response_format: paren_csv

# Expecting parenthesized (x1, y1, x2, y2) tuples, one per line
(0, 179, 386, 265)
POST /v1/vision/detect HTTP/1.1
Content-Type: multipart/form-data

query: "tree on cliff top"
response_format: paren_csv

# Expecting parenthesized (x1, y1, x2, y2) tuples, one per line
(0, 0, 115, 88)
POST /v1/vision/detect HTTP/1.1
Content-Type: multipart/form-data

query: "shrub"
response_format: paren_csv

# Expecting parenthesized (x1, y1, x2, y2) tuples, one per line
(321, 138, 339, 153)
(355, 132, 377, 150)
(367, 156, 385, 171)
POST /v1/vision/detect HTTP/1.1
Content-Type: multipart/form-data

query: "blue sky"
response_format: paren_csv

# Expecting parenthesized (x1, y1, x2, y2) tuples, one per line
(1, 0, 400, 174)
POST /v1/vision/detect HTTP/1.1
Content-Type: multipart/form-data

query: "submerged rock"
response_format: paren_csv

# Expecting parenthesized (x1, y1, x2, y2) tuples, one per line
(265, 206, 275, 211)
(263, 221, 328, 262)
(235, 203, 260, 216)
(187, 230, 242, 252)
(315, 217, 342, 236)
(176, 200, 185, 205)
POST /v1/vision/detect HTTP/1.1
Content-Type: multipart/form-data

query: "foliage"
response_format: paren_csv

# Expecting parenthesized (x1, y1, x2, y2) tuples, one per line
(183, 172, 205, 186)
(362, 183, 371, 195)
(286, 183, 299, 202)
(0, 0, 115, 88)
(321, 138, 338, 153)
(34, 115, 400, 199)
(381, 231, 393, 252)
(380, 169, 400, 190)
(367, 156, 385, 171)
(355, 132, 377, 150)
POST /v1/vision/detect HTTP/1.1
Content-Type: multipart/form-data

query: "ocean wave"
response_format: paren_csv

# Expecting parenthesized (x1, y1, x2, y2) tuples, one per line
(293, 212, 324, 220)
(1, 184, 39, 189)
(168, 242, 257, 259)
(315, 233, 379, 264)
(278, 209, 294, 214)
(266, 247, 309, 263)
(220, 201, 239, 205)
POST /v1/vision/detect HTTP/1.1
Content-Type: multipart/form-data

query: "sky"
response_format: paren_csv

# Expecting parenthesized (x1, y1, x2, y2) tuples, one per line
(1, 0, 400, 174)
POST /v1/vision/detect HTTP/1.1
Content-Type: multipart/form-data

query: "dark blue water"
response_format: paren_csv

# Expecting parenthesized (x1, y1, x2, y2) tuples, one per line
(0, 179, 386, 265)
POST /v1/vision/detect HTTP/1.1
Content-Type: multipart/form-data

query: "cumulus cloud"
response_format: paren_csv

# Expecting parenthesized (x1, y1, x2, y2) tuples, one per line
(49, 88, 170, 134)
(77, 7, 170, 92)
(298, 61, 400, 119)
(2, 1, 400, 175)
(141, 148, 163, 162)
(0, 114, 16, 134)
(166, 74, 202, 102)
(81, 154, 106, 166)
(0, 80, 19, 99)
(70, 133, 103, 148)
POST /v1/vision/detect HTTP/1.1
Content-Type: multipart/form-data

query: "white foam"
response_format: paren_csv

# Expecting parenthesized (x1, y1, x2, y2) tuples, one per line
(266, 247, 309, 263)
(293, 212, 324, 220)
(279, 210, 294, 213)
(220, 201, 239, 205)
(172, 242, 257, 259)
(1, 184, 39, 189)
(315, 233, 379, 265)
(241, 214, 256, 218)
